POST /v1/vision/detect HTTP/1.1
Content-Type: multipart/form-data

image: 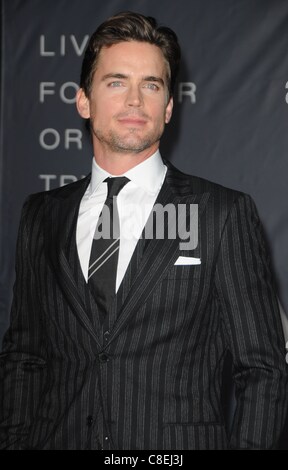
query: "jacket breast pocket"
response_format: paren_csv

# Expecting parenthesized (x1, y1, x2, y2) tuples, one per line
(163, 263, 201, 280)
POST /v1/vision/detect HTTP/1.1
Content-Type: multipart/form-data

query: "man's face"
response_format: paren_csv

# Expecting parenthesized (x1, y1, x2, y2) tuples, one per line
(77, 41, 173, 156)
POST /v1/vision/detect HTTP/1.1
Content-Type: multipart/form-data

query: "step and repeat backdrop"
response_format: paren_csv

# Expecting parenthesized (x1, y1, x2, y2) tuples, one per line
(0, 0, 288, 440)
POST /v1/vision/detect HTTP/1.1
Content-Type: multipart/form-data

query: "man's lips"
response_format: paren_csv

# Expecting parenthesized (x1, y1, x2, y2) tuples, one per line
(116, 113, 149, 125)
(117, 117, 147, 125)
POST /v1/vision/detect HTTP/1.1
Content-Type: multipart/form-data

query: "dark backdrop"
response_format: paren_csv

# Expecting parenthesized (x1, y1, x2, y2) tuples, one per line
(1, 0, 288, 444)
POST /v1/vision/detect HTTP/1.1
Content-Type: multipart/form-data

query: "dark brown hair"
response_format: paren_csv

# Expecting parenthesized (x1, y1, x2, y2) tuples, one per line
(80, 11, 181, 98)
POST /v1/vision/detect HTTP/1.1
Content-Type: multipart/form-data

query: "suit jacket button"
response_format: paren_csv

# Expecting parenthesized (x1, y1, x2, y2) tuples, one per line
(86, 415, 93, 427)
(98, 353, 109, 363)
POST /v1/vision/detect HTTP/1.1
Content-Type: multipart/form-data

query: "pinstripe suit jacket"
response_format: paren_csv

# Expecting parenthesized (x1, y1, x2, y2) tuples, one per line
(0, 162, 287, 450)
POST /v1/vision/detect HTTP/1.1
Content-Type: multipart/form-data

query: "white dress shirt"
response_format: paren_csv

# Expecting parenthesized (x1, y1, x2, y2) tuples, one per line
(76, 150, 167, 292)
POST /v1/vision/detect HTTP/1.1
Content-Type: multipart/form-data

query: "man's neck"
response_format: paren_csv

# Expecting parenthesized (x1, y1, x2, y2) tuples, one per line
(93, 146, 159, 175)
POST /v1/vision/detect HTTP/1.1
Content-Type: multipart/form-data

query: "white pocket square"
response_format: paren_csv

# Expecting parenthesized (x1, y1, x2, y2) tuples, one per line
(174, 256, 201, 265)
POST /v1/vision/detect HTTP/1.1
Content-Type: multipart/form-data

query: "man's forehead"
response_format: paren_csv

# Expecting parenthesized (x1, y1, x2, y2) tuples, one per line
(96, 42, 170, 77)
(98, 41, 165, 62)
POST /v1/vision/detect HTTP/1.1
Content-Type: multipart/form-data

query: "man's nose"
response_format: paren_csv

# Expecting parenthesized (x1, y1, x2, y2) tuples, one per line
(125, 85, 143, 107)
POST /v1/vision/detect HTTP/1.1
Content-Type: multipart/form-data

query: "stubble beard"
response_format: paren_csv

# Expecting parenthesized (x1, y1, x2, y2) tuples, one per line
(91, 124, 163, 154)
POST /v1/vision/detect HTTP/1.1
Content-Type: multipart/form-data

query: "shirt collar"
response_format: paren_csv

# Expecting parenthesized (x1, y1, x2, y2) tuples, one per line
(89, 150, 166, 196)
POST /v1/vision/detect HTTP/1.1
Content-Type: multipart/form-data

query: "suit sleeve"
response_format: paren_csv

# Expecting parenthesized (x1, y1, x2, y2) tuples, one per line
(214, 193, 288, 449)
(0, 196, 48, 450)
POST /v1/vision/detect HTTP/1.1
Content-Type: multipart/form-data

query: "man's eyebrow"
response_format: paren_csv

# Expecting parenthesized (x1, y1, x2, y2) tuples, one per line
(102, 73, 128, 81)
(143, 76, 165, 86)
(101, 73, 165, 86)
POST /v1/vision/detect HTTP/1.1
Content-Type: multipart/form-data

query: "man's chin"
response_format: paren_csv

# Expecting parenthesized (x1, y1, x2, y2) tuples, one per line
(111, 138, 154, 154)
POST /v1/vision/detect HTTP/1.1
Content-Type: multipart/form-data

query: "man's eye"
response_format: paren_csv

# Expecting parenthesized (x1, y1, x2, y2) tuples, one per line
(145, 83, 159, 91)
(108, 81, 123, 87)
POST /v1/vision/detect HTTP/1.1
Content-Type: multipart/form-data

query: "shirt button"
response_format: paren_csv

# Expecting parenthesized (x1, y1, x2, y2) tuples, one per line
(104, 330, 110, 342)
(98, 353, 109, 363)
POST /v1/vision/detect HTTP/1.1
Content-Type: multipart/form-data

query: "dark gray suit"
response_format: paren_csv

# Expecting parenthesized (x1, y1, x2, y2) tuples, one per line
(0, 162, 287, 449)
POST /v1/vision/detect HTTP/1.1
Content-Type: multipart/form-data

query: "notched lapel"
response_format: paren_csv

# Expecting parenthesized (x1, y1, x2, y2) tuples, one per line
(107, 169, 210, 345)
(44, 177, 102, 346)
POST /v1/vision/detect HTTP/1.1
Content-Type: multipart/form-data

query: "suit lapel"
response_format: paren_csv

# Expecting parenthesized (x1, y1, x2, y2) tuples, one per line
(108, 165, 210, 345)
(45, 176, 102, 347)
(43, 164, 210, 348)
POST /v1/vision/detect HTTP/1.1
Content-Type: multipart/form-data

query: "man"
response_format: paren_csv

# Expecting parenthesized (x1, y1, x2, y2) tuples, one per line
(0, 11, 287, 450)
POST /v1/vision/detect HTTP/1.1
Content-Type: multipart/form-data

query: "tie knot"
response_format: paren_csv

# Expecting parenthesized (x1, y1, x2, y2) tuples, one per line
(105, 176, 130, 199)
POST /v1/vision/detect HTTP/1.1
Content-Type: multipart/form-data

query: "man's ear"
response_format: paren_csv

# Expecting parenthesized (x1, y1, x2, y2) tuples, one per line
(165, 97, 173, 124)
(76, 88, 90, 119)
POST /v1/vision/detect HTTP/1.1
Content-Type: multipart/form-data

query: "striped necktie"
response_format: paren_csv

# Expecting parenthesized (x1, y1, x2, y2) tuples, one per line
(88, 176, 129, 307)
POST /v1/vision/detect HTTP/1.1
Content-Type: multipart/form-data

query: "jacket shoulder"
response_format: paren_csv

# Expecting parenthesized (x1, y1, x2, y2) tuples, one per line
(166, 162, 257, 227)
(26, 175, 90, 203)
(167, 161, 247, 201)
(19, 175, 90, 225)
